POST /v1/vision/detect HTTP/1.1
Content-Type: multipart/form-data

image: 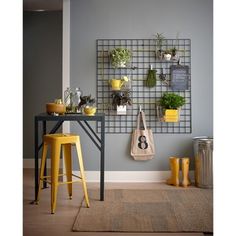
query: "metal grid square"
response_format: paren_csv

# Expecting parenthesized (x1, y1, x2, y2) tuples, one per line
(96, 39, 191, 133)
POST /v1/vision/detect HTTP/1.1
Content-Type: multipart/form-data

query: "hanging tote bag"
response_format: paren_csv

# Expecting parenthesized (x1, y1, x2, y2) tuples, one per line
(131, 111, 155, 160)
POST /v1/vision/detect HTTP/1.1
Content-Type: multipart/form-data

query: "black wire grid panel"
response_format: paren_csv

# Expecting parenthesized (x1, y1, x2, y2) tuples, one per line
(96, 39, 191, 134)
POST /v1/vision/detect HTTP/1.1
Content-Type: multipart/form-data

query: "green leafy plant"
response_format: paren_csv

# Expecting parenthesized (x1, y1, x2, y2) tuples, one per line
(171, 47, 177, 56)
(111, 91, 132, 108)
(159, 93, 185, 109)
(78, 95, 96, 108)
(154, 33, 165, 49)
(110, 48, 132, 68)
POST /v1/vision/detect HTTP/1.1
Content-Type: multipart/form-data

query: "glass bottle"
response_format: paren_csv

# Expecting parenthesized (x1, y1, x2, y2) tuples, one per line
(73, 87, 82, 113)
(64, 87, 73, 113)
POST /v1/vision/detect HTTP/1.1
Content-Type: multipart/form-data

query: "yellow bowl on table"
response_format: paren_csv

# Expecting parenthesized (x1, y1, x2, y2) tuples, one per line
(46, 103, 66, 115)
(84, 106, 96, 116)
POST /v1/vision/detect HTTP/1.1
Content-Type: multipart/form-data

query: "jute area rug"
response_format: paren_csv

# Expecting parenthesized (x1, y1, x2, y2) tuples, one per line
(72, 188, 213, 233)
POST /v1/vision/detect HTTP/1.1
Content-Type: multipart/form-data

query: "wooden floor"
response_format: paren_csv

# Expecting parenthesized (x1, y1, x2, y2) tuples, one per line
(23, 169, 212, 236)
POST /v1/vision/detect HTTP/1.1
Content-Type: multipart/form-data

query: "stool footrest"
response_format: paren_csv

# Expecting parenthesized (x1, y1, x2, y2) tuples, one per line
(40, 173, 82, 186)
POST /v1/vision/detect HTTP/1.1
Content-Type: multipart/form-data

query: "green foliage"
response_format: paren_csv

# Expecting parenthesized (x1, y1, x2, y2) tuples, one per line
(110, 48, 132, 68)
(146, 69, 157, 87)
(154, 33, 165, 49)
(159, 93, 185, 109)
(79, 95, 96, 107)
(111, 91, 132, 107)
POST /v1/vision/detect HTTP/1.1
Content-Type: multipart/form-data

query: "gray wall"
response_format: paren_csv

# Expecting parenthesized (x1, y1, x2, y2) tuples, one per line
(70, 0, 213, 171)
(23, 11, 62, 159)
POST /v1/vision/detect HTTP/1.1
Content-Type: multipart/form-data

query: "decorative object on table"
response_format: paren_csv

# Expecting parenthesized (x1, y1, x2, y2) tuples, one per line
(166, 157, 191, 187)
(130, 110, 155, 160)
(109, 47, 132, 68)
(145, 64, 157, 87)
(170, 65, 189, 91)
(64, 87, 83, 113)
(157, 92, 185, 122)
(111, 91, 132, 115)
(46, 99, 66, 115)
(163, 49, 172, 61)
(81, 95, 96, 116)
(154, 32, 165, 60)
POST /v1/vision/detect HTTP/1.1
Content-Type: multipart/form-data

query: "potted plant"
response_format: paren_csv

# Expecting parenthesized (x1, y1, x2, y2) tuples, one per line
(79, 95, 96, 116)
(163, 49, 172, 61)
(110, 48, 132, 68)
(158, 92, 185, 122)
(171, 47, 179, 61)
(111, 91, 132, 115)
(154, 33, 165, 60)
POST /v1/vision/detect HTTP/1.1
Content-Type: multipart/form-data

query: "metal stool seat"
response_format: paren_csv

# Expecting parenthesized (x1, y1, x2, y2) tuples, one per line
(36, 133, 90, 214)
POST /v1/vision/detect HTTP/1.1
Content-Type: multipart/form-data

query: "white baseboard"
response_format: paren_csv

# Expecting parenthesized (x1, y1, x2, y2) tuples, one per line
(23, 159, 194, 182)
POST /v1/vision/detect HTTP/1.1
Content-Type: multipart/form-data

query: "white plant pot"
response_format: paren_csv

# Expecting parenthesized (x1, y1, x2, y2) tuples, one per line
(164, 53, 172, 61)
(118, 61, 126, 68)
(117, 105, 127, 115)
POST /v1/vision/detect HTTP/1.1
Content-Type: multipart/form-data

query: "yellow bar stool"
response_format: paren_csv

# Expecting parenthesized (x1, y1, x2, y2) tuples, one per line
(36, 133, 90, 214)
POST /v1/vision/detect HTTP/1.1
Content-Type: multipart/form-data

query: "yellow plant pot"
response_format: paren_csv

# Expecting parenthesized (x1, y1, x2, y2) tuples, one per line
(46, 103, 66, 115)
(109, 79, 124, 91)
(84, 106, 96, 116)
(164, 109, 179, 122)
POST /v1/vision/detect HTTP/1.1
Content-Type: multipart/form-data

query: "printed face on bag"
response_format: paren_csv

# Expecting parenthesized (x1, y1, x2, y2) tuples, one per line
(138, 135, 148, 149)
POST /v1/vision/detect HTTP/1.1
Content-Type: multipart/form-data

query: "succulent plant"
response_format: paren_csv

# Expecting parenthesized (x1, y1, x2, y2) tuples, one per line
(110, 48, 132, 68)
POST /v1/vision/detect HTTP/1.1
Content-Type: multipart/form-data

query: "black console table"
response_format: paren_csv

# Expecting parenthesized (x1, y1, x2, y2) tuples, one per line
(33, 113, 105, 202)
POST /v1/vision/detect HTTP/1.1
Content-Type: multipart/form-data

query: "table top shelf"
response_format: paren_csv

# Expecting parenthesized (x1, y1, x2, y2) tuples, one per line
(35, 113, 105, 121)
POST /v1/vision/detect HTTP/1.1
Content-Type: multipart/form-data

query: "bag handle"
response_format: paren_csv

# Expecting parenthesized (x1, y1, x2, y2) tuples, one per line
(137, 111, 147, 130)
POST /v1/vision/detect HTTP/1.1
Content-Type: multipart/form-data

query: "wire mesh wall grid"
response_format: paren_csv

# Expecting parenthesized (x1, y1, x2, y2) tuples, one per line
(96, 39, 191, 133)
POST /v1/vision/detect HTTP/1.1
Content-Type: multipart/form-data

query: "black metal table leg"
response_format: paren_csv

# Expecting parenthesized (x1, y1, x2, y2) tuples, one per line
(34, 117, 39, 202)
(43, 121, 47, 188)
(100, 117, 105, 201)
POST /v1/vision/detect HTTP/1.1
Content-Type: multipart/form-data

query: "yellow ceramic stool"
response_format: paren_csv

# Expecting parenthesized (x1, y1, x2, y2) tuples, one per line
(167, 157, 180, 186)
(181, 157, 191, 187)
(36, 133, 90, 214)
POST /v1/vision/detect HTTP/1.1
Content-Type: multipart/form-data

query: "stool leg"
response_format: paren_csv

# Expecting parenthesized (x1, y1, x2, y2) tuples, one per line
(63, 144, 72, 199)
(51, 142, 61, 214)
(75, 140, 90, 208)
(36, 142, 48, 203)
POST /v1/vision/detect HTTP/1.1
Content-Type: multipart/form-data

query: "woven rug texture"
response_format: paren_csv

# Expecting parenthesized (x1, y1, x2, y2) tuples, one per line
(72, 188, 213, 233)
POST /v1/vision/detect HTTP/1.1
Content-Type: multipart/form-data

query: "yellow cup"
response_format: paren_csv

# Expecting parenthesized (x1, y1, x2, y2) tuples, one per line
(109, 79, 124, 90)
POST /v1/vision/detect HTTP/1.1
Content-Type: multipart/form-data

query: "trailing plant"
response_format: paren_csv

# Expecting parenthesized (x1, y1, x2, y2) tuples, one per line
(78, 95, 96, 109)
(159, 93, 185, 109)
(111, 91, 132, 108)
(110, 48, 132, 68)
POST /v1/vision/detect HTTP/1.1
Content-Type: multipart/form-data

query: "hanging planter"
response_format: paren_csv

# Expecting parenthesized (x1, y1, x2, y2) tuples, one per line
(163, 49, 172, 61)
(157, 92, 185, 122)
(111, 91, 132, 115)
(145, 65, 157, 87)
(109, 48, 132, 69)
